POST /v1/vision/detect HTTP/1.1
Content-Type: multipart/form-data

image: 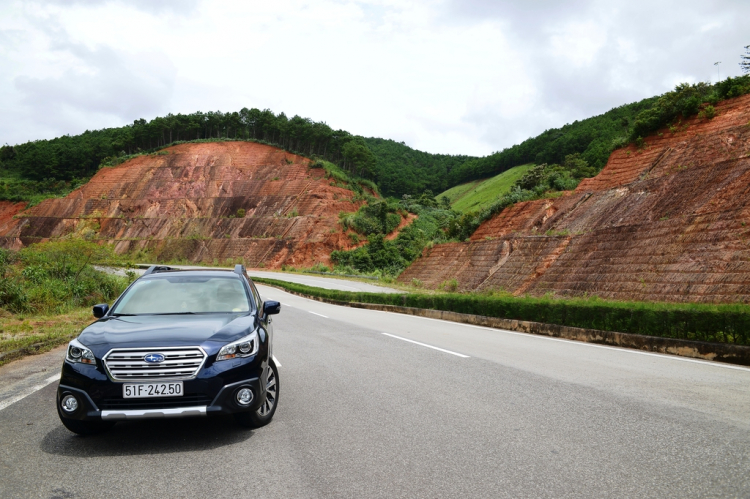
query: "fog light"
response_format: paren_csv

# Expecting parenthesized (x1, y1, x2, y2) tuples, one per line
(61, 394, 79, 413)
(236, 388, 253, 406)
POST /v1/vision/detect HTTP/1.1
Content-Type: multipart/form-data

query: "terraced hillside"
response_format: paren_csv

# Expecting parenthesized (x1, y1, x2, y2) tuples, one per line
(400, 94, 750, 303)
(0, 142, 363, 267)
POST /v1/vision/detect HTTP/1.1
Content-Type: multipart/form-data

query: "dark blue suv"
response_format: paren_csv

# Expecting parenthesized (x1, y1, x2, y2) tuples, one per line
(56, 265, 280, 435)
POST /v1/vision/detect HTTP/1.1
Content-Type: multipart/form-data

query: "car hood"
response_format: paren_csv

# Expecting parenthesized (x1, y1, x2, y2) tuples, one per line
(78, 314, 257, 356)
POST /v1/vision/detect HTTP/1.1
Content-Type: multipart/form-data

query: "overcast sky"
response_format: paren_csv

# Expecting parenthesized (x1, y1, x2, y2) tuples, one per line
(1, 0, 748, 156)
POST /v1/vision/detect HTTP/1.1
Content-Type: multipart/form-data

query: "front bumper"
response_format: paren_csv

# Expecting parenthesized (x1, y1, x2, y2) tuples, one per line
(57, 355, 267, 421)
(102, 405, 207, 421)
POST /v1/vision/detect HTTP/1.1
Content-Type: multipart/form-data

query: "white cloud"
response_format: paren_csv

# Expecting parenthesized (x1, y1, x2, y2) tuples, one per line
(0, 0, 749, 155)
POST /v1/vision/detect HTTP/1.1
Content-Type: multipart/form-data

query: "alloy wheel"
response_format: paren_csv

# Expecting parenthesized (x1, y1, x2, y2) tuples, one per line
(257, 365, 277, 417)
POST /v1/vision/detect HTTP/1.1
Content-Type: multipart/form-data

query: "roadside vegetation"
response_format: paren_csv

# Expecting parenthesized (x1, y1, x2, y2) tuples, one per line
(331, 192, 457, 276)
(253, 277, 750, 346)
(0, 241, 131, 365)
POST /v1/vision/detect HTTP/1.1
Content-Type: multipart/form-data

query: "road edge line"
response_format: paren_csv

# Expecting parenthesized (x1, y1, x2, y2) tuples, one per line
(0, 374, 60, 412)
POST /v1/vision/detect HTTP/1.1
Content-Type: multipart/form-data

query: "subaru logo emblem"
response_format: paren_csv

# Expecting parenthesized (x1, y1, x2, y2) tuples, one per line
(144, 353, 165, 363)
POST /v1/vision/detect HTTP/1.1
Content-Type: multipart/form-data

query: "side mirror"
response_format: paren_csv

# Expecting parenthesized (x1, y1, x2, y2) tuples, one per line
(93, 304, 110, 318)
(263, 301, 281, 316)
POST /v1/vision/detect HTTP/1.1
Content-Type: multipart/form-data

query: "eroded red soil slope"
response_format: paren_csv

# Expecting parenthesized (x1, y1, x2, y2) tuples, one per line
(0, 201, 27, 250)
(0, 142, 362, 268)
(400, 94, 750, 303)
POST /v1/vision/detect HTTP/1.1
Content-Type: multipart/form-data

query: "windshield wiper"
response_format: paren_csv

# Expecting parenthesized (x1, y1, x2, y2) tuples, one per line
(152, 312, 197, 315)
(111, 313, 138, 316)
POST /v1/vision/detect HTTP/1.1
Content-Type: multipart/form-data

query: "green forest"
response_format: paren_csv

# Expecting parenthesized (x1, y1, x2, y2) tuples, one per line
(362, 138, 474, 196)
(1, 75, 749, 207)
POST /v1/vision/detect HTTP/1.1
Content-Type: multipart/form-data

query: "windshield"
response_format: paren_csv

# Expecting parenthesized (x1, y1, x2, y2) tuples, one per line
(111, 275, 251, 315)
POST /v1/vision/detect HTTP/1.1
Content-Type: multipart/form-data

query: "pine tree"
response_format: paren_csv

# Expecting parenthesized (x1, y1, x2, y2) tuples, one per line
(741, 45, 750, 74)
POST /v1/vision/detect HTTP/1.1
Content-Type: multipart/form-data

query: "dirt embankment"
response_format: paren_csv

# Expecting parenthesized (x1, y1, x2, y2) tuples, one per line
(400, 93, 750, 303)
(0, 142, 365, 268)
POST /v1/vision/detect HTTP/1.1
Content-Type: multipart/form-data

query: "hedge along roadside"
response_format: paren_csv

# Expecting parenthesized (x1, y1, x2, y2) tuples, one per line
(252, 277, 750, 346)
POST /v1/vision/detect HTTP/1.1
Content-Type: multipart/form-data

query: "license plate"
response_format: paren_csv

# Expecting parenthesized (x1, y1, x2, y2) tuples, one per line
(123, 382, 183, 398)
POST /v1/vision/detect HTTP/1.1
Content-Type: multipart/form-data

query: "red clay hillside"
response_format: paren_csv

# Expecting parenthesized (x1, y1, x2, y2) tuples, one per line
(0, 142, 364, 268)
(399, 93, 750, 303)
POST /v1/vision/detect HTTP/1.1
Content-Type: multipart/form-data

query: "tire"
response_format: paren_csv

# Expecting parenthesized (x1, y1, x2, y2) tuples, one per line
(57, 404, 115, 436)
(234, 359, 279, 428)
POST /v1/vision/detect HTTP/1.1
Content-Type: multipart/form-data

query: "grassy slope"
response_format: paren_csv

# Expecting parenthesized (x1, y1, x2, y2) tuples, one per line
(438, 164, 535, 213)
(438, 180, 481, 204)
(0, 308, 93, 366)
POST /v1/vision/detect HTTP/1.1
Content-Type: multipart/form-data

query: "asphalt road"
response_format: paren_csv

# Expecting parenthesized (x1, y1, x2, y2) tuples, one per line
(1, 283, 749, 498)
(246, 270, 401, 293)
(129, 265, 401, 293)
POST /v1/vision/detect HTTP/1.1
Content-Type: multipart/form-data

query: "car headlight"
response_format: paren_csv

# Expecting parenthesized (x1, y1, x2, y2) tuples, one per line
(216, 330, 259, 361)
(66, 338, 96, 365)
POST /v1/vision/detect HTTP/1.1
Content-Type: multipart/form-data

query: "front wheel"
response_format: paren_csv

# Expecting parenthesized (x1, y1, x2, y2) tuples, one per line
(234, 360, 279, 428)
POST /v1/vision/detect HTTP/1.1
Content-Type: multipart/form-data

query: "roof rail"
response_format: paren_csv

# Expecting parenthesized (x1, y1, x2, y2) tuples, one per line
(143, 265, 172, 276)
(234, 264, 246, 276)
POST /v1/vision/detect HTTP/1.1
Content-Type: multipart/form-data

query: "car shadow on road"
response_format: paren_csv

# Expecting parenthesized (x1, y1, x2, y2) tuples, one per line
(40, 416, 253, 457)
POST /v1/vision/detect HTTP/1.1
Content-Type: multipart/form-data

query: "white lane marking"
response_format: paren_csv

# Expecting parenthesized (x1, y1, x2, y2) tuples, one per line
(256, 286, 750, 373)
(281, 302, 290, 306)
(0, 373, 60, 412)
(382, 333, 470, 358)
(272, 355, 282, 368)
(309, 311, 328, 318)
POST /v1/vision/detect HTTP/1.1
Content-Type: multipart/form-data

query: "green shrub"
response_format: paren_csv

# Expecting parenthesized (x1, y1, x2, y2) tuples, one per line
(715, 75, 750, 99)
(0, 241, 128, 314)
(342, 200, 403, 236)
(629, 77, 750, 142)
(698, 105, 716, 120)
(439, 279, 458, 292)
(610, 136, 628, 150)
(0, 278, 28, 312)
(310, 262, 331, 273)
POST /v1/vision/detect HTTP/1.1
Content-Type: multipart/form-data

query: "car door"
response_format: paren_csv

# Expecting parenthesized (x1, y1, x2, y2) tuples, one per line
(249, 281, 273, 355)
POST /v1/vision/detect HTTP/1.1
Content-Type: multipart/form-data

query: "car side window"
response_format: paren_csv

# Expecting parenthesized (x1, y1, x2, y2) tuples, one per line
(249, 281, 263, 310)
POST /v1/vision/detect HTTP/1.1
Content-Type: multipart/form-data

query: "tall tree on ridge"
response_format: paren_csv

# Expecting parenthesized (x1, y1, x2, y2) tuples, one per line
(741, 45, 750, 74)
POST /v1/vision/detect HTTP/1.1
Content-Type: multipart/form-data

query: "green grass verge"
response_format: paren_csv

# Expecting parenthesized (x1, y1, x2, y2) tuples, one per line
(0, 240, 132, 365)
(253, 277, 750, 346)
(0, 308, 94, 366)
(438, 164, 535, 213)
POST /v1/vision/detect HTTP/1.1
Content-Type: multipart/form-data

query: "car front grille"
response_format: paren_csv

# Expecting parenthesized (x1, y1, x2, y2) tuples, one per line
(98, 394, 213, 411)
(103, 347, 207, 380)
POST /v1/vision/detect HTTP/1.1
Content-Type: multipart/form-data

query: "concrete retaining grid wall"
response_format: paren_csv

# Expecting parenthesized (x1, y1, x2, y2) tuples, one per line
(267, 285, 750, 367)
